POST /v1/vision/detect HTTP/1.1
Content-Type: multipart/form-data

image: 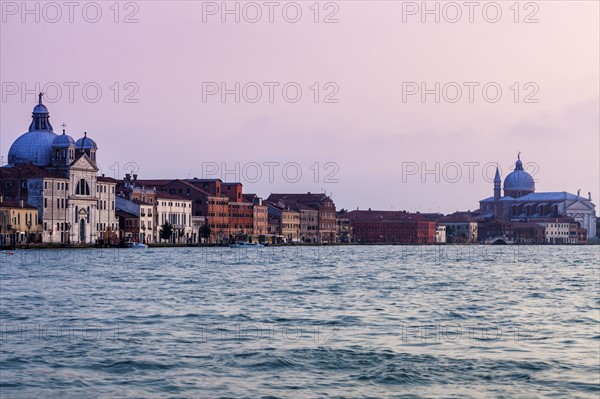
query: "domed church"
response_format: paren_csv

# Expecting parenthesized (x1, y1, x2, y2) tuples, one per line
(1, 94, 118, 244)
(479, 154, 596, 239)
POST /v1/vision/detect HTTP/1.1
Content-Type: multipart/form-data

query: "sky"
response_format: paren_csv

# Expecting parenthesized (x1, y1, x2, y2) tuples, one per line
(1, 0, 598, 213)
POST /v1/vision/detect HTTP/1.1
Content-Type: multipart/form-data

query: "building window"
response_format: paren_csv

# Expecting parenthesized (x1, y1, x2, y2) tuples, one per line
(76, 179, 90, 195)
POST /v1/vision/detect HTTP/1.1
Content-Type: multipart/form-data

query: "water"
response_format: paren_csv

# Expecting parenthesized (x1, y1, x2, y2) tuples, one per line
(0, 245, 598, 398)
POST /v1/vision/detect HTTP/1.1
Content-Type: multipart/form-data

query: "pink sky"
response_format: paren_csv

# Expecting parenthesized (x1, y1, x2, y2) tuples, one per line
(1, 1, 598, 213)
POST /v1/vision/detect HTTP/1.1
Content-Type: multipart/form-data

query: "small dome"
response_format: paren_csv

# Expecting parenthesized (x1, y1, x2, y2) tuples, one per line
(8, 131, 58, 166)
(33, 103, 49, 114)
(504, 154, 535, 193)
(52, 132, 75, 148)
(75, 132, 98, 150)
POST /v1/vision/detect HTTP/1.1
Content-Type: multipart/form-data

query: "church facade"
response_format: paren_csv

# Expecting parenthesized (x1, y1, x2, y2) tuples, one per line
(479, 154, 597, 239)
(0, 94, 117, 244)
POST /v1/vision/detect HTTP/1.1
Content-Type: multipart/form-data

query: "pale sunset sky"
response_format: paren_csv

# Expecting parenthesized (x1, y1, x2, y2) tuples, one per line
(1, 1, 598, 213)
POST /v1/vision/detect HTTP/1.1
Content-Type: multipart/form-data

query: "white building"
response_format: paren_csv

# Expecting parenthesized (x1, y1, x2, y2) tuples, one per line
(96, 176, 118, 242)
(435, 225, 446, 244)
(156, 193, 193, 243)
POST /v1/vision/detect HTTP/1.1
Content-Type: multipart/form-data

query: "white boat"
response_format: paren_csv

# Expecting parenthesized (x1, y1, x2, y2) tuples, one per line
(229, 242, 264, 248)
(127, 242, 147, 248)
(485, 236, 515, 245)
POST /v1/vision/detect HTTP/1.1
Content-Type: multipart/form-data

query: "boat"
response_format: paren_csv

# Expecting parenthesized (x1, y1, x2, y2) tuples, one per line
(484, 236, 515, 245)
(229, 242, 264, 248)
(127, 242, 147, 248)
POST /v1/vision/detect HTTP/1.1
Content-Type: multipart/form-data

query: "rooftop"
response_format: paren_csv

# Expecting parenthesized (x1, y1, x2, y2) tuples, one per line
(156, 192, 193, 201)
(97, 176, 120, 183)
(0, 163, 64, 180)
(344, 210, 431, 222)
(0, 199, 37, 209)
(115, 209, 138, 219)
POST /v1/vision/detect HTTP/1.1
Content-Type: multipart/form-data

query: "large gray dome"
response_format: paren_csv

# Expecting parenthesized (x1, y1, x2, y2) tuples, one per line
(7, 94, 57, 166)
(8, 130, 58, 166)
(503, 155, 535, 193)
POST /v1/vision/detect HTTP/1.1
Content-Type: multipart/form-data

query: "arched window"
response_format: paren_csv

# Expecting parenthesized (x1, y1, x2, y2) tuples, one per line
(76, 179, 90, 196)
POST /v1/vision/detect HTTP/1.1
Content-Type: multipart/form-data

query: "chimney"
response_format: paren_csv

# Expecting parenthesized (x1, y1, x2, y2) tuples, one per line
(133, 174, 138, 181)
(102, 173, 105, 177)
(125, 173, 131, 181)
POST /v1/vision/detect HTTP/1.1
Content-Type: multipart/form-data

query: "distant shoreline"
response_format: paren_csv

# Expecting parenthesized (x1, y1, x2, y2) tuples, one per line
(2, 242, 598, 250)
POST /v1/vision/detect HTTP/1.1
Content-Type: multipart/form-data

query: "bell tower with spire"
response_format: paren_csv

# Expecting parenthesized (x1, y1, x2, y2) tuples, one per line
(493, 167, 501, 200)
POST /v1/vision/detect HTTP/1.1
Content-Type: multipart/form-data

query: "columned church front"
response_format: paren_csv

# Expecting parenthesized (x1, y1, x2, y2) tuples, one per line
(1, 94, 117, 244)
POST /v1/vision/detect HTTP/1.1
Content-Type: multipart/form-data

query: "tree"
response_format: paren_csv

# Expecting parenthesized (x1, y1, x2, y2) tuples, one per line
(200, 224, 211, 243)
(159, 222, 173, 242)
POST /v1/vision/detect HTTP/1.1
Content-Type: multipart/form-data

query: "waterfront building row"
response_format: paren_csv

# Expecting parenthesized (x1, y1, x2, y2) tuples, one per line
(0, 97, 596, 246)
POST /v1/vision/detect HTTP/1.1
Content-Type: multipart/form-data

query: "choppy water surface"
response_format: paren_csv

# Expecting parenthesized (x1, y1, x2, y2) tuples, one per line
(0, 245, 598, 398)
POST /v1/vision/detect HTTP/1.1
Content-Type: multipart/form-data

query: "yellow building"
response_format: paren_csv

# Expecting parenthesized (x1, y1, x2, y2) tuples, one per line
(0, 196, 40, 245)
(281, 209, 300, 243)
(266, 201, 301, 243)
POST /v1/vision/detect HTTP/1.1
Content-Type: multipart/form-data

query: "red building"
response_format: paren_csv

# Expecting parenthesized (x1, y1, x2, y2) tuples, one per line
(116, 209, 139, 243)
(243, 194, 269, 236)
(512, 222, 545, 244)
(345, 210, 436, 244)
(229, 201, 253, 236)
(221, 182, 252, 238)
(221, 182, 243, 202)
